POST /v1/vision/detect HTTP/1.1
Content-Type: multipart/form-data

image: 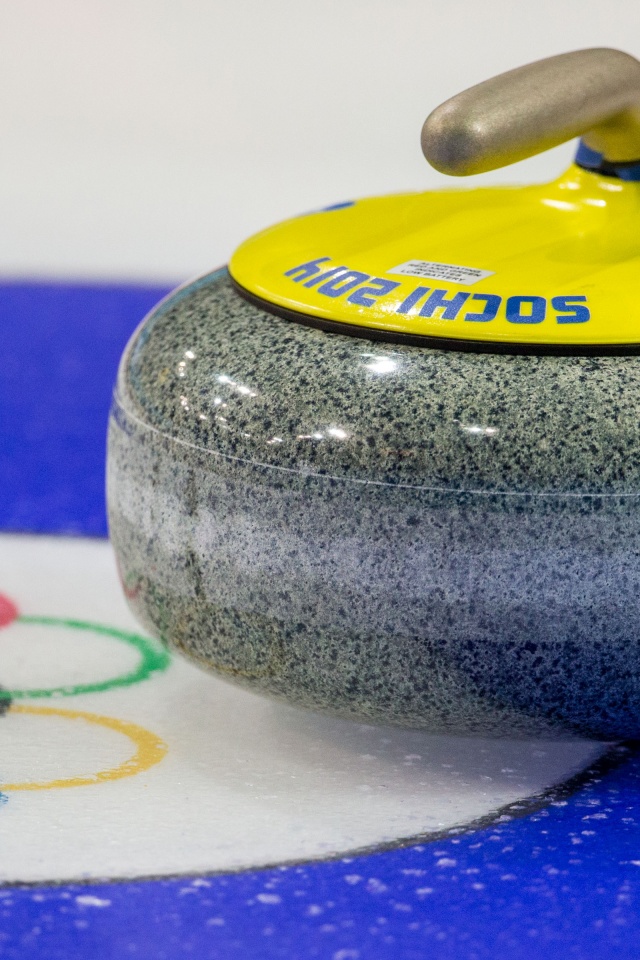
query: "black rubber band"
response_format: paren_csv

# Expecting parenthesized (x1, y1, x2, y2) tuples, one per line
(231, 278, 640, 358)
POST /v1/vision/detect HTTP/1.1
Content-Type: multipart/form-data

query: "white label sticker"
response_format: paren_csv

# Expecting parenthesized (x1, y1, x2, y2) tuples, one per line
(388, 260, 494, 285)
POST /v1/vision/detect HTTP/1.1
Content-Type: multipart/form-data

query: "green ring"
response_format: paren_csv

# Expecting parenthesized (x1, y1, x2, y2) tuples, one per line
(1, 616, 171, 699)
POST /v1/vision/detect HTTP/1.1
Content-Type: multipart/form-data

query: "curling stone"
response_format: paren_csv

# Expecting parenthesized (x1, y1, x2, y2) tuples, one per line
(108, 48, 640, 738)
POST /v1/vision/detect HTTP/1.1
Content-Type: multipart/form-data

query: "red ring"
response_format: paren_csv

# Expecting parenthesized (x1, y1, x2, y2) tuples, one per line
(0, 593, 19, 628)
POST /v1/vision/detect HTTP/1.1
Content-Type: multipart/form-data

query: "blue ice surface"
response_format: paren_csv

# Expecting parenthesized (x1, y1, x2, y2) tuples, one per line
(2, 280, 640, 959)
(0, 280, 173, 536)
(1, 747, 640, 960)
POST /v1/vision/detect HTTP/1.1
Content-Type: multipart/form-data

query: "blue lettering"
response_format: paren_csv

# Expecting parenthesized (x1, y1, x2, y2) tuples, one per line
(304, 266, 350, 288)
(396, 286, 430, 314)
(552, 295, 590, 324)
(347, 278, 400, 308)
(464, 294, 501, 322)
(506, 295, 546, 324)
(317, 270, 370, 297)
(420, 289, 470, 320)
(284, 257, 331, 282)
(283, 263, 591, 330)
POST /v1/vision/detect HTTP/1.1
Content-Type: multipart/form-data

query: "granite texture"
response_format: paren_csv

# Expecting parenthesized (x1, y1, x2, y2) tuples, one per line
(107, 269, 640, 737)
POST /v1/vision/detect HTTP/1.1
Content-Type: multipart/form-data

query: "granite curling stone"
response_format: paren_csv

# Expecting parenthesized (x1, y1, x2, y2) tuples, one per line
(108, 48, 640, 738)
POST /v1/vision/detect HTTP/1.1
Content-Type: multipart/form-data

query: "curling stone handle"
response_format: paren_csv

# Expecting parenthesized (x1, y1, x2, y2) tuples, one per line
(422, 48, 640, 176)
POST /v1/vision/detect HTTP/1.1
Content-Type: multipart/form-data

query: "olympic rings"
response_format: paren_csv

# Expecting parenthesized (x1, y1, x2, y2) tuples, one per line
(1, 616, 170, 700)
(1, 704, 167, 791)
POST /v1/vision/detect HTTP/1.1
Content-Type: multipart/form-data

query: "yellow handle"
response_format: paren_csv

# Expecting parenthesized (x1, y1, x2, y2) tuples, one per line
(422, 48, 640, 176)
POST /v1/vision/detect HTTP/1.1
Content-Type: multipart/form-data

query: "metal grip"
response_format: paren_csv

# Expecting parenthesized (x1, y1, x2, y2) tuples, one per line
(422, 48, 640, 176)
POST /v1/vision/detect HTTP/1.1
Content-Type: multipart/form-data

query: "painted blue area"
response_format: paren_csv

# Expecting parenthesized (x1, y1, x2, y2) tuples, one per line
(0, 748, 639, 959)
(0, 281, 173, 536)
(320, 200, 356, 211)
(2, 279, 640, 958)
(575, 139, 640, 182)
(576, 140, 609, 171)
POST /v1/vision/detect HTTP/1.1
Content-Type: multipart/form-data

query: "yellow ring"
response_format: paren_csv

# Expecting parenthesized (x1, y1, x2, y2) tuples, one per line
(1, 704, 167, 791)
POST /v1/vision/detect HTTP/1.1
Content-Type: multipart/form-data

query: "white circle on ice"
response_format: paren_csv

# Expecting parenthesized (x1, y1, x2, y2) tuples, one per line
(0, 534, 606, 884)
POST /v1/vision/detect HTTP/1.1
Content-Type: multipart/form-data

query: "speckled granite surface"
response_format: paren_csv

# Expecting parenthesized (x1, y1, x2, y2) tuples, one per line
(107, 269, 640, 737)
